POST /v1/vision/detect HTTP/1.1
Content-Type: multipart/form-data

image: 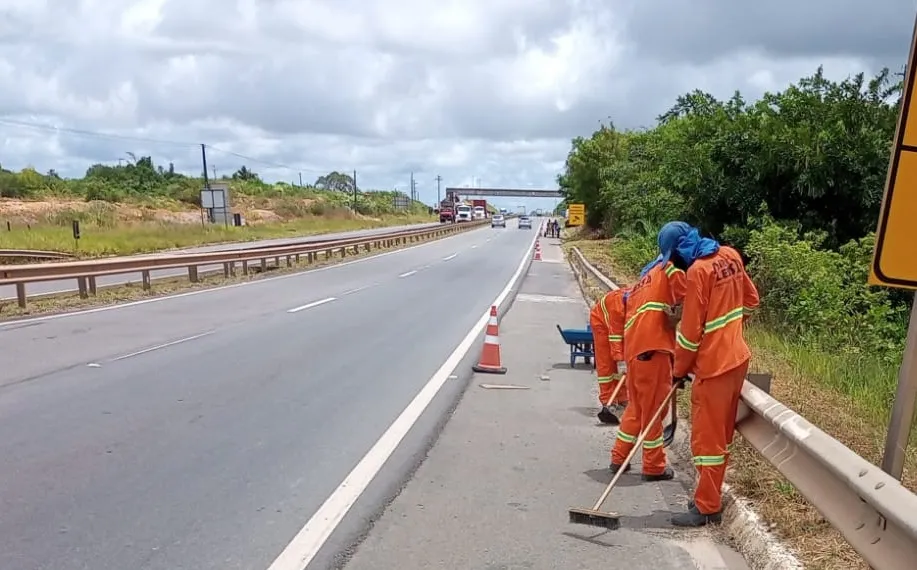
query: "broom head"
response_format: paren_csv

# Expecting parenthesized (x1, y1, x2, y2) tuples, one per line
(568, 507, 621, 529)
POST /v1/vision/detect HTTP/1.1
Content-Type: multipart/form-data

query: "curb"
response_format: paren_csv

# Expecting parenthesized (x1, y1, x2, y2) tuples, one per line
(564, 245, 804, 570)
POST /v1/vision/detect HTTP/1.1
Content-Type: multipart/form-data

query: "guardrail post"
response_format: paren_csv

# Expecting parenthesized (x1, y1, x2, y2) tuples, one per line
(188, 266, 199, 283)
(295, 254, 301, 263)
(286, 255, 292, 267)
(364, 242, 371, 252)
(242, 261, 249, 275)
(325, 250, 331, 260)
(88, 276, 97, 295)
(141, 270, 151, 291)
(16, 283, 26, 308)
(260, 258, 267, 272)
(77, 277, 89, 299)
(340, 247, 346, 258)
(223, 262, 231, 278)
(308, 252, 314, 263)
(274, 256, 280, 267)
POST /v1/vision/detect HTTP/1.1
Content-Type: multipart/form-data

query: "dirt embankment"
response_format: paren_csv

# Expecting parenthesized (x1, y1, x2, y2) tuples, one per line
(0, 196, 351, 227)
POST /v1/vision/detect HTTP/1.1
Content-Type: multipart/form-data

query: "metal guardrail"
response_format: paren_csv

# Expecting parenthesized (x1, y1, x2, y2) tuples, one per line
(0, 221, 490, 308)
(568, 246, 917, 570)
(0, 249, 76, 261)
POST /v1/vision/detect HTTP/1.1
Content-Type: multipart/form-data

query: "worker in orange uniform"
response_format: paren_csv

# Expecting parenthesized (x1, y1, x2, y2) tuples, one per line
(663, 221, 760, 527)
(609, 223, 689, 480)
(589, 287, 630, 424)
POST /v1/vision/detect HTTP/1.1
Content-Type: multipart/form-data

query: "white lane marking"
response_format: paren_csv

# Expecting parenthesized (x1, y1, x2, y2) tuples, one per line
(86, 363, 101, 368)
(0, 226, 490, 328)
(109, 331, 215, 362)
(342, 285, 372, 295)
(398, 270, 417, 278)
(264, 229, 538, 570)
(442, 253, 457, 261)
(471, 245, 478, 249)
(287, 297, 336, 314)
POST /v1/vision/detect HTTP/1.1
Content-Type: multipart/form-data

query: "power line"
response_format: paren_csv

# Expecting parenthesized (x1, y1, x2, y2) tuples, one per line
(0, 117, 330, 175)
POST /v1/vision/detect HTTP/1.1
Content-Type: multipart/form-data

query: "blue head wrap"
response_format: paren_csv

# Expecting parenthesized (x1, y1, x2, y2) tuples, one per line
(625, 222, 720, 302)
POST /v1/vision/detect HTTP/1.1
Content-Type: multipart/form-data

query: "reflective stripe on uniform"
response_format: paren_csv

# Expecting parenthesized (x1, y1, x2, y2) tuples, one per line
(600, 295, 611, 324)
(676, 329, 700, 352)
(693, 454, 725, 467)
(743, 306, 757, 315)
(608, 334, 623, 343)
(616, 429, 637, 444)
(704, 307, 744, 333)
(643, 436, 664, 449)
(597, 376, 614, 384)
(676, 306, 745, 352)
(665, 264, 684, 278)
(624, 301, 668, 330)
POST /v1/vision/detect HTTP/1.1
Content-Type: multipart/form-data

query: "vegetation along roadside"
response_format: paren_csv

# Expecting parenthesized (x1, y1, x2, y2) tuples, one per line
(557, 66, 915, 570)
(0, 162, 434, 257)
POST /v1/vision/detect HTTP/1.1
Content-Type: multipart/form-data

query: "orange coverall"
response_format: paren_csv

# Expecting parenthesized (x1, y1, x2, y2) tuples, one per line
(589, 289, 629, 406)
(673, 245, 760, 515)
(611, 261, 686, 475)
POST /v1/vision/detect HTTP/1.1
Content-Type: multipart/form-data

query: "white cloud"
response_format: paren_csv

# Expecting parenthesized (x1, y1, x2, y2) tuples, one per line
(0, 0, 912, 211)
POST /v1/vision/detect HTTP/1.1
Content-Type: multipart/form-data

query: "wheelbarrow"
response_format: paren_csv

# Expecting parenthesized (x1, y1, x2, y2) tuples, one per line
(556, 324, 595, 368)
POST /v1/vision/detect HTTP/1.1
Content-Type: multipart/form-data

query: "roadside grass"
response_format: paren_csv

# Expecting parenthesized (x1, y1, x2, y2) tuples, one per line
(0, 213, 435, 257)
(0, 226, 443, 321)
(563, 236, 917, 570)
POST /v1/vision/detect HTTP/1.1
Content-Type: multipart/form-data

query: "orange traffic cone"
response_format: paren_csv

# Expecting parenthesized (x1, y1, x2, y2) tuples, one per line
(534, 239, 542, 261)
(473, 305, 507, 374)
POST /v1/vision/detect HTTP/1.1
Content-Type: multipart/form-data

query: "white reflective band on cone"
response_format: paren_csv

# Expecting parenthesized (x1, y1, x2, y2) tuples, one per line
(484, 335, 501, 345)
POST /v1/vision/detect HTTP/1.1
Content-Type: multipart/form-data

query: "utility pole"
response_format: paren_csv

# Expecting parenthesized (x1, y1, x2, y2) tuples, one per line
(435, 174, 442, 206)
(200, 144, 210, 228)
(410, 171, 415, 202)
(211, 165, 217, 180)
(299, 172, 303, 187)
(352, 169, 358, 211)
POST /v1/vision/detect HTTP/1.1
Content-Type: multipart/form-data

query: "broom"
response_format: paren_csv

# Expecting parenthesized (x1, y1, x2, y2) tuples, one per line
(568, 382, 680, 529)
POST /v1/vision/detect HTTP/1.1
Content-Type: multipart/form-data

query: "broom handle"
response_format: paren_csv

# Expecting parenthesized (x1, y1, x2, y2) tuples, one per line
(604, 373, 626, 407)
(590, 382, 680, 511)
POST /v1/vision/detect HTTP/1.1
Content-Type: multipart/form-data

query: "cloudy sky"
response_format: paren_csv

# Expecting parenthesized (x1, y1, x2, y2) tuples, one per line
(0, 0, 914, 211)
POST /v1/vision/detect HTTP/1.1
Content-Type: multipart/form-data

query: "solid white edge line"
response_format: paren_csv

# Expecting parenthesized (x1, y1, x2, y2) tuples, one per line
(442, 253, 457, 261)
(264, 230, 538, 570)
(398, 270, 417, 278)
(0, 226, 489, 329)
(287, 297, 336, 314)
(108, 331, 215, 362)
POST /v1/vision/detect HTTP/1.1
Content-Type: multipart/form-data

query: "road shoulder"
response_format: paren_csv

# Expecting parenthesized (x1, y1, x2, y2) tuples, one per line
(340, 239, 750, 570)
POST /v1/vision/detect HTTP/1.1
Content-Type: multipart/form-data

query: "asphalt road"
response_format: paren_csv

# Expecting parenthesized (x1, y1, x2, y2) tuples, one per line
(0, 220, 444, 301)
(0, 220, 536, 570)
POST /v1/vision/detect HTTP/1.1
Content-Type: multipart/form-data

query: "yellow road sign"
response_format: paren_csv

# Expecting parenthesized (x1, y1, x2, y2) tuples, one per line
(870, 17, 917, 290)
(568, 203, 585, 227)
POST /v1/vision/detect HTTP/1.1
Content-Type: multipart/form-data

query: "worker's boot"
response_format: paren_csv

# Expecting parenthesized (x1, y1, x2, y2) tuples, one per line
(671, 505, 722, 527)
(609, 462, 631, 475)
(641, 466, 675, 482)
(597, 406, 619, 425)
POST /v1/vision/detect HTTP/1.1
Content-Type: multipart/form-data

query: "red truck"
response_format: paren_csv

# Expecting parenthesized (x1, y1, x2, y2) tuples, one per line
(438, 200, 454, 223)
(438, 191, 461, 223)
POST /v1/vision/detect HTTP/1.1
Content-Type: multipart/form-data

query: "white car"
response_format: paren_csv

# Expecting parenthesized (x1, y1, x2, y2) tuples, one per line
(518, 216, 532, 229)
(491, 215, 506, 228)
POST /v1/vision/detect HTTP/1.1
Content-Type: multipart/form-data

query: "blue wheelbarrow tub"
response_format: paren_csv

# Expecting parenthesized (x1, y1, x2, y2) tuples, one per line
(556, 324, 595, 368)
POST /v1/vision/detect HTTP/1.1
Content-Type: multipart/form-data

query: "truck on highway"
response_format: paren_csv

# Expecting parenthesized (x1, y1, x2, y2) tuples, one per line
(455, 204, 473, 222)
(472, 199, 488, 220)
(438, 199, 455, 223)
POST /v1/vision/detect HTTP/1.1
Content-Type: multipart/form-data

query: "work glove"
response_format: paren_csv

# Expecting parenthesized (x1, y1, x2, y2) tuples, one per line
(672, 375, 692, 389)
(665, 304, 683, 329)
(616, 361, 627, 375)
